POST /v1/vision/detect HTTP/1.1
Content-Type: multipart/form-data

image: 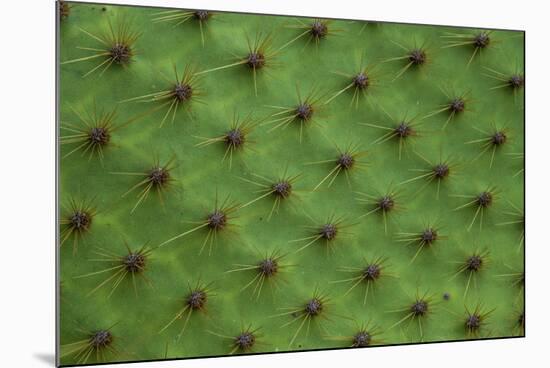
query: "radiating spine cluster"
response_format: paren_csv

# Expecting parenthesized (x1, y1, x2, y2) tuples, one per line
(59, 2, 524, 365)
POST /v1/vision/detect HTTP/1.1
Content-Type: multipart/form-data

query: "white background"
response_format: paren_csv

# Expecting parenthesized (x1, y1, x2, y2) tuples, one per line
(0, 0, 546, 367)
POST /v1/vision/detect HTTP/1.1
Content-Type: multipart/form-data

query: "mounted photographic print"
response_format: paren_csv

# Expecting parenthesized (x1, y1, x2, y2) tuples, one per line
(57, 1, 525, 366)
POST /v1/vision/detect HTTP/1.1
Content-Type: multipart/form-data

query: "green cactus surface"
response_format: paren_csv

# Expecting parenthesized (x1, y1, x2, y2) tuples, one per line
(58, 1, 525, 366)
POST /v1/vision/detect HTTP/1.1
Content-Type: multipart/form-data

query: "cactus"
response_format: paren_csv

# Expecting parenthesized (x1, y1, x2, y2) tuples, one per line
(58, 2, 524, 365)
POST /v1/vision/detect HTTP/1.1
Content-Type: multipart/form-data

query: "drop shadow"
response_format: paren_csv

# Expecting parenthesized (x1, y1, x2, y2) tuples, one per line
(33, 353, 56, 366)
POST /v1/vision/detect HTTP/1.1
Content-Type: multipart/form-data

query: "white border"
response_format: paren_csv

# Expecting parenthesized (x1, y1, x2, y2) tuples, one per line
(2, 0, 547, 367)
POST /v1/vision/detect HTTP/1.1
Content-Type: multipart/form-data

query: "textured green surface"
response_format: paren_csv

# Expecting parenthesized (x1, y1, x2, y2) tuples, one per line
(58, 1, 525, 366)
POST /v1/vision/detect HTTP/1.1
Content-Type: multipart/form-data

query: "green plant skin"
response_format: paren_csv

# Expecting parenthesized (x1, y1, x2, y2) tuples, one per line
(59, 2, 524, 365)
